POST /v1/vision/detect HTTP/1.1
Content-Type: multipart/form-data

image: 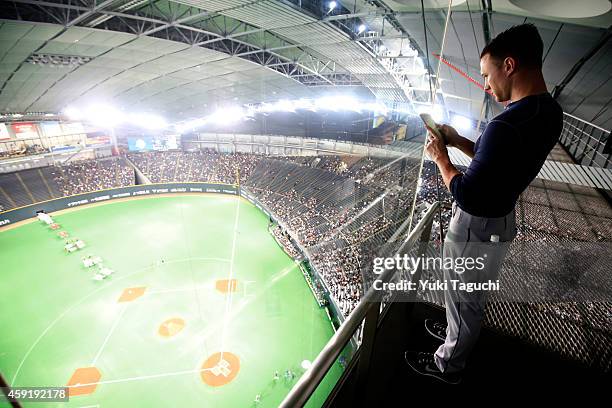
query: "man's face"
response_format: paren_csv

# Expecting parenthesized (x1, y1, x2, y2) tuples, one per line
(480, 53, 512, 102)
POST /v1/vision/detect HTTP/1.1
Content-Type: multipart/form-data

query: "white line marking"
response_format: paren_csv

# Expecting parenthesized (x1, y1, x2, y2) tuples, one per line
(67, 367, 214, 389)
(91, 305, 127, 366)
(147, 285, 213, 295)
(36, 262, 296, 393)
(11, 256, 230, 386)
(219, 198, 241, 360)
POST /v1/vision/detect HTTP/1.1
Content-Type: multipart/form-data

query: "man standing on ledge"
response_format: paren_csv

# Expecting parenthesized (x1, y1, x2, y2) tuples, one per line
(404, 24, 563, 384)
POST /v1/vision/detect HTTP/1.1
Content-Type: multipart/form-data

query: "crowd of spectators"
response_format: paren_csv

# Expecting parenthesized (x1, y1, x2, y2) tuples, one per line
(308, 242, 364, 315)
(2, 149, 608, 324)
(318, 156, 349, 175)
(127, 150, 262, 185)
(270, 224, 302, 260)
(51, 157, 134, 196)
(413, 161, 453, 243)
(242, 156, 419, 315)
(245, 187, 367, 314)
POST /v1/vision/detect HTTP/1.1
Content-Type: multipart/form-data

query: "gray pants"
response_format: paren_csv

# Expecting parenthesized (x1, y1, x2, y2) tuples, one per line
(434, 202, 517, 373)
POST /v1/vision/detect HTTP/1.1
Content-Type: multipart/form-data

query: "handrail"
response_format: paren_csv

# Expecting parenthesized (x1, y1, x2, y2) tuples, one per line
(279, 201, 440, 408)
(560, 112, 611, 169)
(563, 112, 610, 133)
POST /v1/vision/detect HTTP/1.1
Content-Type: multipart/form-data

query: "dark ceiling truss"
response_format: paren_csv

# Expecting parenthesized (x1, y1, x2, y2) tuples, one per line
(317, 0, 440, 106)
(2, 0, 361, 88)
(552, 25, 612, 100)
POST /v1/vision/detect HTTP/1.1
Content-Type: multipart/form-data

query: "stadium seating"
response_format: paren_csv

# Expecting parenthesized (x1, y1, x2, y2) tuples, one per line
(50, 157, 135, 197)
(1, 151, 610, 336)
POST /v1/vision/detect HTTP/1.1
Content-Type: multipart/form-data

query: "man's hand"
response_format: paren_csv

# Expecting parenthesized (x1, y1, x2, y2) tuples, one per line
(425, 126, 450, 164)
(436, 124, 476, 158)
(437, 124, 461, 147)
(425, 125, 460, 190)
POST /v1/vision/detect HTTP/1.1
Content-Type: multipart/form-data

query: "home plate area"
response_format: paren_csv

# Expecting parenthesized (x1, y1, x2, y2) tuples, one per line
(201, 352, 241, 387)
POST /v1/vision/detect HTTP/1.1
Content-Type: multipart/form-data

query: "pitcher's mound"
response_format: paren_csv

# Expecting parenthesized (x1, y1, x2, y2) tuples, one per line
(158, 317, 185, 337)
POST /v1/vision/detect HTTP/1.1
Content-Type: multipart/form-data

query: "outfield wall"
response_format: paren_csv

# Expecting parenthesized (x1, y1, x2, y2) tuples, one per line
(0, 182, 238, 227)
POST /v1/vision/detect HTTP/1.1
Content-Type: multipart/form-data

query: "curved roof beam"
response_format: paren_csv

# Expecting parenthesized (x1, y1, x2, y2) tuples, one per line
(2, 0, 349, 88)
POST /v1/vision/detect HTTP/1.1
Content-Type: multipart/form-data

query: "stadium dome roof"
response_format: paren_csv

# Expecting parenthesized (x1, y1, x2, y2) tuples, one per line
(0, 0, 610, 128)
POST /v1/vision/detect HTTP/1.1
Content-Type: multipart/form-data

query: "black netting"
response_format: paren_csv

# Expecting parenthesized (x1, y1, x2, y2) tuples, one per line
(420, 169, 612, 372)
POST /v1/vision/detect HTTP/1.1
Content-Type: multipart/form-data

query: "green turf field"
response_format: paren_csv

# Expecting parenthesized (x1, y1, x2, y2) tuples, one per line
(0, 195, 342, 407)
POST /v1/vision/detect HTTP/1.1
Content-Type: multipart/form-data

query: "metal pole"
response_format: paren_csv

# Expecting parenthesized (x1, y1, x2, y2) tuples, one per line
(279, 202, 440, 408)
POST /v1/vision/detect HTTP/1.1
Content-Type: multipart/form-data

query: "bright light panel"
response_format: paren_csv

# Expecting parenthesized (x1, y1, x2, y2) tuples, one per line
(451, 114, 472, 131)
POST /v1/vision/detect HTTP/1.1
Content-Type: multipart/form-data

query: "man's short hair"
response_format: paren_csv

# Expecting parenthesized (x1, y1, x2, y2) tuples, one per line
(480, 23, 543, 69)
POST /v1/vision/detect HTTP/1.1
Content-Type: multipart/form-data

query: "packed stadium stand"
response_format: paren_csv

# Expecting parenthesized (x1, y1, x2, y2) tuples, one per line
(51, 157, 135, 196)
(0, 158, 135, 210)
(126, 150, 259, 185)
(3, 149, 610, 369)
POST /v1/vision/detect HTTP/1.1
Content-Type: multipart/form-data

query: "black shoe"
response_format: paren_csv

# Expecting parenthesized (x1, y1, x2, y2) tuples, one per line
(404, 351, 461, 385)
(425, 319, 446, 342)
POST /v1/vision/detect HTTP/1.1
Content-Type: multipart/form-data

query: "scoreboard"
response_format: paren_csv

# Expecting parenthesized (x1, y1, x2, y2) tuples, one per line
(128, 134, 179, 152)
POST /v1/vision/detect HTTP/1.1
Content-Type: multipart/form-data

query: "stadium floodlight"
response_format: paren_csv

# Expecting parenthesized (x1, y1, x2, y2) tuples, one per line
(175, 117, 208, 133)
(85, 104, 125, 127)
(293, 98, 316, 111)
(64, 106, 82, 120)
(357, 24, 366, 34)
(275, 99, 295, 112)
(417, 104, 444, 122)
(209, 106, 245, 125)
(451, 114, 472, 131)
(315, 96, 338, 111)
(328, 1, 337, 11)
(316, 95, 361, 112)
(64, 103, 171, 130)
(171, 96, 396, 132)
(258, 102, 276, 114)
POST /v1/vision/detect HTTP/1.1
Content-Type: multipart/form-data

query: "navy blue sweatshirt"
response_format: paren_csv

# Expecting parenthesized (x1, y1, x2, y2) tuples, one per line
(450, 92, 563, 218)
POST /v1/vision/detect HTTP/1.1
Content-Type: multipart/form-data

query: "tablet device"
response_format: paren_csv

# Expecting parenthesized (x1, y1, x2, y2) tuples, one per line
(419, 113, 446, 144)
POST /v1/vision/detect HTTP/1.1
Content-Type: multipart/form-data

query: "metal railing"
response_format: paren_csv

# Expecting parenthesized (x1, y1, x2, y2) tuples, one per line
(560, 112, 611, 169)
(279, 202, 440, 407)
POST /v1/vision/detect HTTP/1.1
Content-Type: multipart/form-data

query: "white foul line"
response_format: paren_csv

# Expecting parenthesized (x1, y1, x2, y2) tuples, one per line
(219, 197, 241, 360)
(91, 305, 127, 366)
(67, 367, 214, 389)
(147, 285, 213, 295)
